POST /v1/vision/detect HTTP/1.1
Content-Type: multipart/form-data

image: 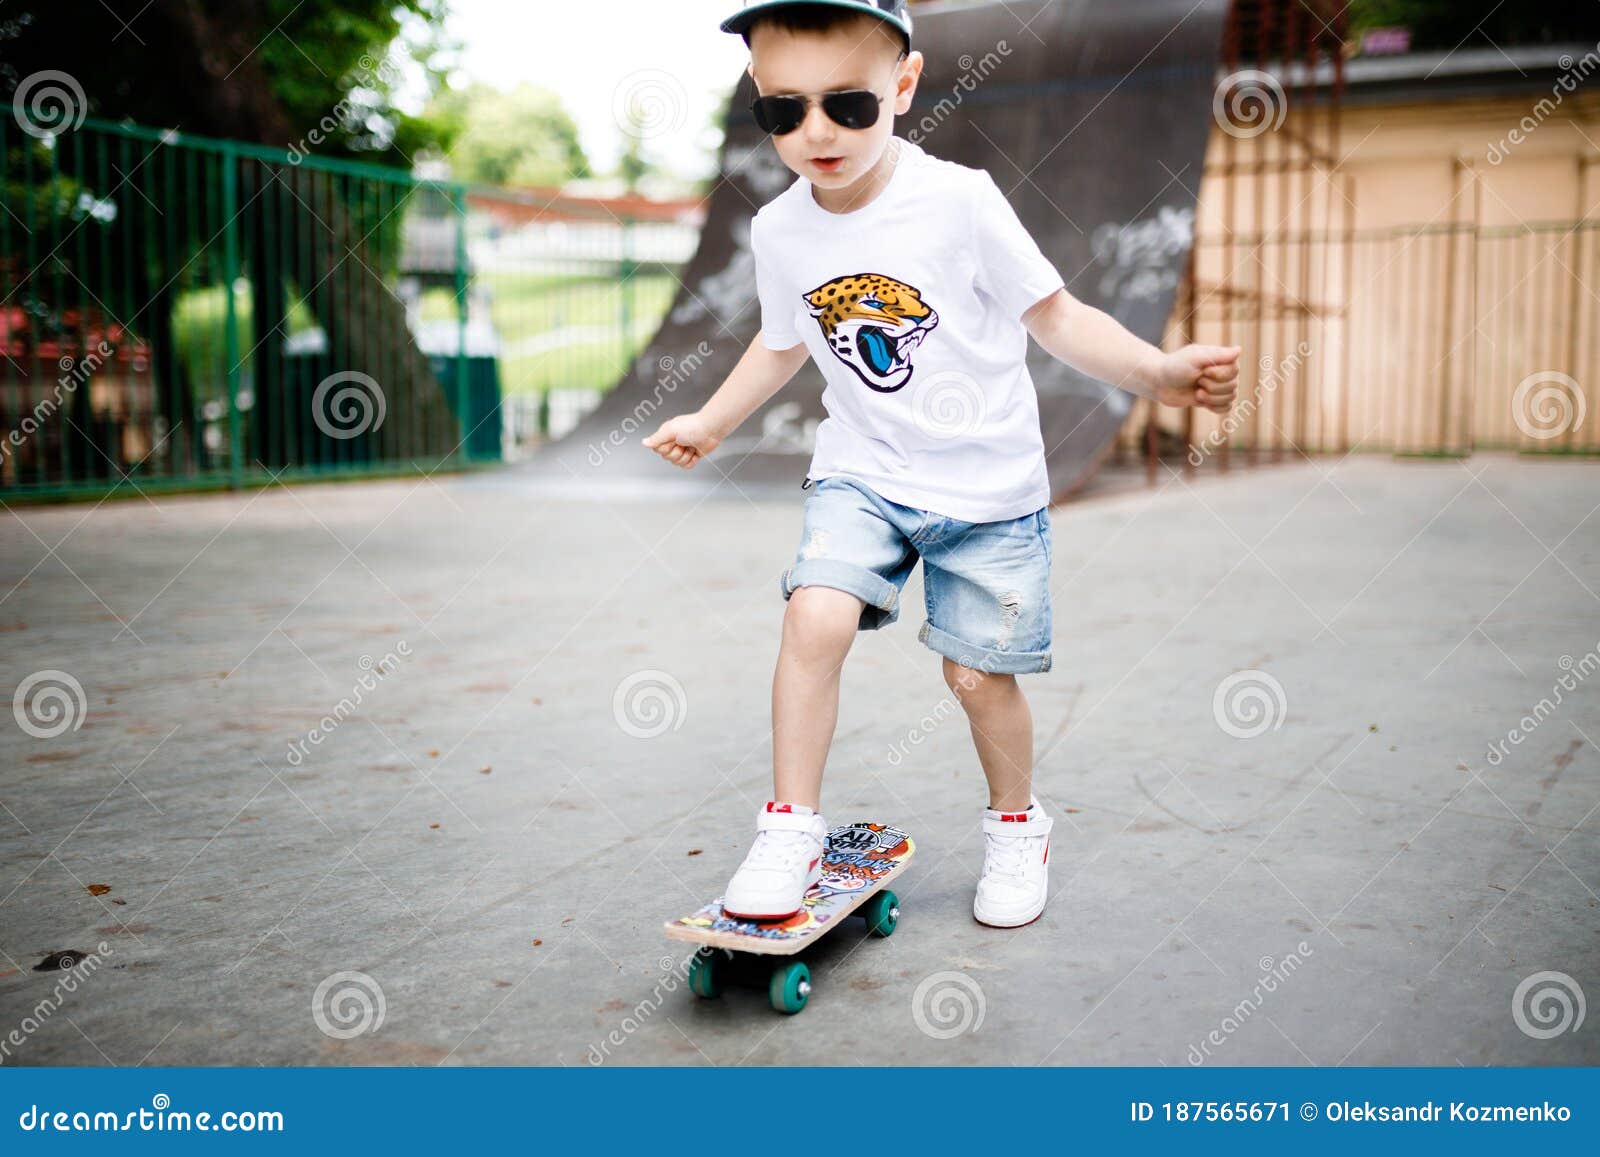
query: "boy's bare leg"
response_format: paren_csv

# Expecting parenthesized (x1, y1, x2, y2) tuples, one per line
(772, 586, 863, 809)
(944, 659, 1034, 812)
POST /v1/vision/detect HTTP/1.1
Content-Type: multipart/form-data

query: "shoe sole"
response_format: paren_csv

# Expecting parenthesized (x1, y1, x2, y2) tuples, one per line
(722, 905, 802, 921)
(973, 890, 1048, 928)
(973, 908, 1044, 928)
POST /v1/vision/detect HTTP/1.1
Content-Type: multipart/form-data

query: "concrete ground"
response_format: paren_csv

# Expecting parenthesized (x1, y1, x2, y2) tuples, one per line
(1, 451, 1596, 1067)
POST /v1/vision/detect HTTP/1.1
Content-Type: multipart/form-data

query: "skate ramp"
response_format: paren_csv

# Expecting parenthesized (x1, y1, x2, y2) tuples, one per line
(532, 0, 1229, 501)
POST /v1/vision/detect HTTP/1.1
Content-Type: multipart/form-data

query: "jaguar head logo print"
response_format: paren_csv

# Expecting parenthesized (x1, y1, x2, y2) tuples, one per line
(803, 273, 939, 393)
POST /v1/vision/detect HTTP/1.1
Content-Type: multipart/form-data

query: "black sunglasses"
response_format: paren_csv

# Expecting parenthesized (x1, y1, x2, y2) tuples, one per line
(749, 55, 906, 136)
(751, 87, 888, 135)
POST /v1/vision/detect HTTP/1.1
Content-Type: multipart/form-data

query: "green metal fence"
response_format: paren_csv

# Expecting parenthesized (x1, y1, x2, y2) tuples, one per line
(1, 115, 686, 500)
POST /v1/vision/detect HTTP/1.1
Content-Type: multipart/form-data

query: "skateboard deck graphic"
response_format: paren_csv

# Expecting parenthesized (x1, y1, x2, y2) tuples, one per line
(664, 821, 914, 957)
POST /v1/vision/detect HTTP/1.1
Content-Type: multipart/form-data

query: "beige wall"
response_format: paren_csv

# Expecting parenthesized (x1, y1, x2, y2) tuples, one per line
(1127, 85, 1600, 457)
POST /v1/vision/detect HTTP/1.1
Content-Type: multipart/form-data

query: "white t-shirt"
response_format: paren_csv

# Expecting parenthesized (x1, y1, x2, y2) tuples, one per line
(752, 137, 1065, 523)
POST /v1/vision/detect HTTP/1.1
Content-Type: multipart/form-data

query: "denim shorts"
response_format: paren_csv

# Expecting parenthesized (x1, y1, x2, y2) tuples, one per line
(779, 474, 1053, 674)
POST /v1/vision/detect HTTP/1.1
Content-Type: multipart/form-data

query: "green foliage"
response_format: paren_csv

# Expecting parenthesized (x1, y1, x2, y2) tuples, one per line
(428, 84, 590, 187)
(255, 0, 459, 166)
(1346, 0, 1600, 50)
(618, 131, 650, 194)
(0, 0, 456, 164)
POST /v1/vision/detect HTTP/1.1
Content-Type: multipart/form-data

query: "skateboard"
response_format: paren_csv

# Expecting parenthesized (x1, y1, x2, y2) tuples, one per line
(663, 820, 915, 1014)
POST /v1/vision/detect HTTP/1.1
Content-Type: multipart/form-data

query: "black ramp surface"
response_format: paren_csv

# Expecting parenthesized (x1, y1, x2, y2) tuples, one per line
(533, 0, 1229, 501)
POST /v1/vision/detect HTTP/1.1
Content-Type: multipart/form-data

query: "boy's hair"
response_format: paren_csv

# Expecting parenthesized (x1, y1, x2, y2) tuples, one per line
(741, 4, 909, 55)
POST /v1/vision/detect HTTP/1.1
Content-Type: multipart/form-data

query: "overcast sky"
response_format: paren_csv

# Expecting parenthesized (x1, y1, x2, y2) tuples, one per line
(443, 0, 752, 182)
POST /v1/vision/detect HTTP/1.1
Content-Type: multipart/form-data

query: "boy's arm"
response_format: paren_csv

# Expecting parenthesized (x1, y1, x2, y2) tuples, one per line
(1022, 288, 1240, 413)
(642, 335, 810, 469)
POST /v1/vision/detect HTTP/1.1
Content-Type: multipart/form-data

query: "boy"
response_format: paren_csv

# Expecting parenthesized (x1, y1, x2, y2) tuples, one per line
(643, 0, 1239, 927)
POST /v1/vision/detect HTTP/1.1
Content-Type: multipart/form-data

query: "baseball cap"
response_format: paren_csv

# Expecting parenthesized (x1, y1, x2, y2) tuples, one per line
(719, 0, 914, 52)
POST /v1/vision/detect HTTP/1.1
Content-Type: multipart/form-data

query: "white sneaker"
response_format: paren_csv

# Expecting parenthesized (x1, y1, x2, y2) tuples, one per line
(973, 797, 1053, 927)
(721, 802, 827, 920)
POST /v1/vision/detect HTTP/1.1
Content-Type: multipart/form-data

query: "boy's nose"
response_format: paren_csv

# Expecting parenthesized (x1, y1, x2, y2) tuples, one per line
(800, 100, 835, 142)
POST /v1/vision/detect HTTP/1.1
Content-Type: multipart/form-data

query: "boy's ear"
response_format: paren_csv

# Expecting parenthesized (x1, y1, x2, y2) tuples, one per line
(893, 50, 923, 110)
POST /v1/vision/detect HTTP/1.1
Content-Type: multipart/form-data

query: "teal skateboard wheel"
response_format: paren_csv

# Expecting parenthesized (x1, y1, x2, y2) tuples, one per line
(861, 889, 899, 937)
(768, 960, 811, 1014)
(687, 948, 722, 998)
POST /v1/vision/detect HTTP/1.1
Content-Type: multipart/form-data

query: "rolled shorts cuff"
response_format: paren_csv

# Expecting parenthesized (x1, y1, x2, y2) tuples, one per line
(781, 558, 901, 630)
(917, 620, 1052, 674)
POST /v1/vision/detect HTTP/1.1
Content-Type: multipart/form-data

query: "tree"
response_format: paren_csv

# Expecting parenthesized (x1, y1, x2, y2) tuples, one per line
(1, 0, 456, 163)
(428, 84, 590, 188)
(1, 0, 465, 478)
(617, 119, 650, 195)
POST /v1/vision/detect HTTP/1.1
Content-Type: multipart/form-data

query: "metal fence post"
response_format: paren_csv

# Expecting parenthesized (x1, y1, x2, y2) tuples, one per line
(620, 217, 635, 364)
(452, 182, 469, 463)
(221, 139, 243, 488)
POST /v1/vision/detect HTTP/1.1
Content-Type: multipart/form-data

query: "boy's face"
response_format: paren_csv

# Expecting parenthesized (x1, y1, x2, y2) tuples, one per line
(747, 18, 921, 189)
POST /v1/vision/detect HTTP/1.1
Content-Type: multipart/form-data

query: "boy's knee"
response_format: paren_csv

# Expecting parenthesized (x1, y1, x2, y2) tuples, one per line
(943, 659, 1016, 706)
(782, 585, 861, 659)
